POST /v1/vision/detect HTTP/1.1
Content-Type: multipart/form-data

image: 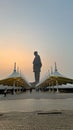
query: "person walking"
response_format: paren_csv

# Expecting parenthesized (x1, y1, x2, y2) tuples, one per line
(4, 88, 7, 97)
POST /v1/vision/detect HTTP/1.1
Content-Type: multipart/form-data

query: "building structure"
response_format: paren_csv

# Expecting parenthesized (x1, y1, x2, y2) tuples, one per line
(36, 62, 73, 92)
(0, 62, 31, 90)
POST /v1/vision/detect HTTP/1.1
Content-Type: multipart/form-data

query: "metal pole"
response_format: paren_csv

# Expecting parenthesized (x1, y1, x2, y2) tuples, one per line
(56, 80, 59, 93)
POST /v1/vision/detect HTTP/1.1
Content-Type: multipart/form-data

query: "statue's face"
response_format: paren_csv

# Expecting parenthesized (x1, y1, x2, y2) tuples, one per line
(34, 51, 38, 56)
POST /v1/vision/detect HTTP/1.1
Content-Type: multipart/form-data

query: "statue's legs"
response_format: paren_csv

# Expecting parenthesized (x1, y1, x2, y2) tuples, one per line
(34, 72, 40, 84)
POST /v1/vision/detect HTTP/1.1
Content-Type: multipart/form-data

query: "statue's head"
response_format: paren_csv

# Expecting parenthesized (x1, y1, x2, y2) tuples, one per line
(34, 51, 38, 56)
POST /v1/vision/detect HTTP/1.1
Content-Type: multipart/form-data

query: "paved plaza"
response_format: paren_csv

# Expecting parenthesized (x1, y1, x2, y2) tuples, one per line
(0, 90, 73, 130)
(0, 110, 73, 130)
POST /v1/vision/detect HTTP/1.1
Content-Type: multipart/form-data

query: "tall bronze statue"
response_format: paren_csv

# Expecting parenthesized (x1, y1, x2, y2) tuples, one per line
(33, 51, 42, 84)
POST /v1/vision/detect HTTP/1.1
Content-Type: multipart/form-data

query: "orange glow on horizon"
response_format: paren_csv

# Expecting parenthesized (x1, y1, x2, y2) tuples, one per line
(0, 47, 34, 81)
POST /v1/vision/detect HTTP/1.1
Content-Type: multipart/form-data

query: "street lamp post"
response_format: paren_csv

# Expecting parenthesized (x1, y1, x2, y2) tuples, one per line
(56, 80, 59, 93)
(13, 80, 16, 94)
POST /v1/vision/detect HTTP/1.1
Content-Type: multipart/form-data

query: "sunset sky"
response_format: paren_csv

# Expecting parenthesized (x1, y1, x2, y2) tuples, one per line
(0, 0, 73, 82)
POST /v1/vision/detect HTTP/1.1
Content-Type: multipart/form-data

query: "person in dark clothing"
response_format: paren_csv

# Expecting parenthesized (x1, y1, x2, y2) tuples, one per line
(33, 51, 42, 84)
(4, 88, 7, 97)
(11, 88, 14, 95)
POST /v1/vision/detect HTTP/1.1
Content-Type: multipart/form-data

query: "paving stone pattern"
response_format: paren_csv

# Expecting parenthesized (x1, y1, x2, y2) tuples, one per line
(0, 110, 73, 130)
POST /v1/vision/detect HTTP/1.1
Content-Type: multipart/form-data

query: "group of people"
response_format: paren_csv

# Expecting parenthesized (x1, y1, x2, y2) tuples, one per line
(4, 88, 15, 97)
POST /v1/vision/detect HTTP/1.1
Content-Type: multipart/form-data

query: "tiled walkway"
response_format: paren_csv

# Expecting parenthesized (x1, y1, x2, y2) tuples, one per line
(0, 110, 73, 130)
(0, 91, 73, 130)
